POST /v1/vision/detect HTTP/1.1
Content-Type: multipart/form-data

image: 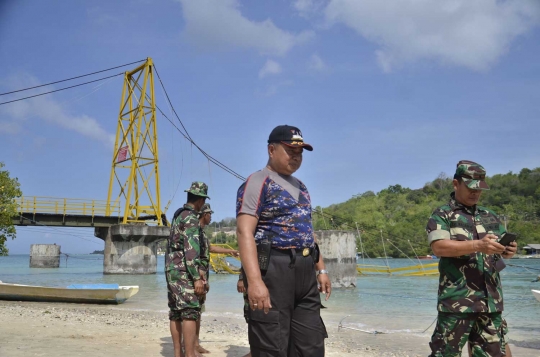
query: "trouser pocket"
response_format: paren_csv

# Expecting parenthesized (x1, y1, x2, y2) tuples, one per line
(248, 309, 281, 352)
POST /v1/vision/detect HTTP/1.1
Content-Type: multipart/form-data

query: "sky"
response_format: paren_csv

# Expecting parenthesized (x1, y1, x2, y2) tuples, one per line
(1, 0, 540, 254)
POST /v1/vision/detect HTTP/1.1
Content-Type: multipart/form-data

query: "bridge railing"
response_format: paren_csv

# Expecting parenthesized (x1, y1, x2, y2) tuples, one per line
(16, 196, 121, 217)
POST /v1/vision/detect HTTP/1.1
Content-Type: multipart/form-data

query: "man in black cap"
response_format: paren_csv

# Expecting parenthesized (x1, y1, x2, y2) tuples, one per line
(236, 125, 330, 357)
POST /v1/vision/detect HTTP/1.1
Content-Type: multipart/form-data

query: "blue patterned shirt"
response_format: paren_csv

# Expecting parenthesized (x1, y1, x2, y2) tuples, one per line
(236, 167, 314, 249)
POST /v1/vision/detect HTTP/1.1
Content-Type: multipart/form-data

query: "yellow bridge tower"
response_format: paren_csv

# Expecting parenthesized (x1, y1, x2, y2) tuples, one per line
(106, 58, 163, 225)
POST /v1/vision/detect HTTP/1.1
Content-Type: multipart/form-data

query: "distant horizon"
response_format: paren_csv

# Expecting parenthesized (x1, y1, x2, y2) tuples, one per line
(7, 163, 540, 254)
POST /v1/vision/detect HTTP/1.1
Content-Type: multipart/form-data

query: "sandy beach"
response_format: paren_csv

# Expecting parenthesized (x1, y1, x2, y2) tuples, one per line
(0, 301, 538, 357)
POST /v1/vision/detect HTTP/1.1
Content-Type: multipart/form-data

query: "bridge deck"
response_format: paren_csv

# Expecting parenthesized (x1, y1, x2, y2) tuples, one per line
(13, 196, 158, 227)
(14, 212, 123, 227)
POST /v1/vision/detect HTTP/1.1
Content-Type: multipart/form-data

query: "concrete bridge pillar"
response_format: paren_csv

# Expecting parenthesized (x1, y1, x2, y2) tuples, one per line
(30, 244, 61, 268)
(315, 230, 357, 288)
(95, 225, 170, 274)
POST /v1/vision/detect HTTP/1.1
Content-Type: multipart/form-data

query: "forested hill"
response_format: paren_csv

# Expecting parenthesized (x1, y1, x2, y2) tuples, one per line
(312, 167, 540, 258)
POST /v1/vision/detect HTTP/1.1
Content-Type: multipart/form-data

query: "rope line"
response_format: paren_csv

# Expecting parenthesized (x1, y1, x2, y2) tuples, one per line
(60, 253, 102, 261)
(0, 72, 124, 106)
(0, 59, 145, 96)
(507, 263, 540, 272)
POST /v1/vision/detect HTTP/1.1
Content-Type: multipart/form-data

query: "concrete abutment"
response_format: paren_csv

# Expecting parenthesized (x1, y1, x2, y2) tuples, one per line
(315, 230, 357, 288)
(95, 225, 170, 274)
(29, 244, 61, 268)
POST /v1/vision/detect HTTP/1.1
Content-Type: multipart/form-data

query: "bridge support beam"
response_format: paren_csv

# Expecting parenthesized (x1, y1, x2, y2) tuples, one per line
(95, 225, 170, 274)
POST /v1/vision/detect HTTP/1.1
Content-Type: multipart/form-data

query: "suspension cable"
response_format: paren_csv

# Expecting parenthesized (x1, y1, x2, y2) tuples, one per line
(0, 59, 145, 96)
(0, 72, 124, 106)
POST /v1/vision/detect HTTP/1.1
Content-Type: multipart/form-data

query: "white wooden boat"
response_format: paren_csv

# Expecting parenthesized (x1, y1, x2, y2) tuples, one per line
(0, 281, 139, 304)
(533, 289, 540, 303)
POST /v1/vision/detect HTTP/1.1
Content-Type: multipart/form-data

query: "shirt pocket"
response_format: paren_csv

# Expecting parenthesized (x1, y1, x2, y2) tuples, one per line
(449, 217, 474, 239)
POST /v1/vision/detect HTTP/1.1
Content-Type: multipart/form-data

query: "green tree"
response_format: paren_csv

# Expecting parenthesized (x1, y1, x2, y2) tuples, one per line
(0, 163, 22, 256)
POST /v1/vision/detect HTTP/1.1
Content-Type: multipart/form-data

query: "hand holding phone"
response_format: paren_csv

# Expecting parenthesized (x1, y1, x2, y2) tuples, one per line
(498, 232, 518, 246)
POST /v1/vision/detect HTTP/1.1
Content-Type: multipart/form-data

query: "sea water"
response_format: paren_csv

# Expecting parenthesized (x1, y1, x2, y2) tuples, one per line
(1, 255, 539, 348)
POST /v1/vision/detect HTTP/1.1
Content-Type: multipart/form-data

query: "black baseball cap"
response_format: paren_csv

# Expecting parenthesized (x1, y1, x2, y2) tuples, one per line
(267, 125, 313, 151)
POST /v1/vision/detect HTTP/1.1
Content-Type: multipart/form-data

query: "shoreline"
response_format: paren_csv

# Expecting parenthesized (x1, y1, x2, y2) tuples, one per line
(1, 301, 538, 357)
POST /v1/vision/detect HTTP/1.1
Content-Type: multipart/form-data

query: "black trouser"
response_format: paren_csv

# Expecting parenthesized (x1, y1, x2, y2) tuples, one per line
(246, 248, 327, 357)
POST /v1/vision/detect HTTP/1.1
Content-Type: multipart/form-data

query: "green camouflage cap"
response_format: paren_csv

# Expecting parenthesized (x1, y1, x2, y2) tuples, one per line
(455, 160, 489, 190)
(200, 203, 214, 214)
(184, 181, 210, 198)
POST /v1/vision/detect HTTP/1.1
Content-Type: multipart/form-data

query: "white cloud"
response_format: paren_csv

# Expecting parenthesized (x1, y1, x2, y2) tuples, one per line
(178, 0, 314, 56)
(294, 0, 314, 12)
(324, 0, 540, 72)
(0, 73, 115, 147)
(308, 54, 327, 71)
(293, 0, 326, 17)
(259, 60, 282, 78)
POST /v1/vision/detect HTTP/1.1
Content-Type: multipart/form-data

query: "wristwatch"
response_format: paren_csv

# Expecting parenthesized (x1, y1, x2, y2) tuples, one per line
(317, 269, 328, 275)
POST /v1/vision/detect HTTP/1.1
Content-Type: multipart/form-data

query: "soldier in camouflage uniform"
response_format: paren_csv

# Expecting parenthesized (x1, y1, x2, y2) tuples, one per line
(426, 161, 518, 357)
(166, 181, 210, 357)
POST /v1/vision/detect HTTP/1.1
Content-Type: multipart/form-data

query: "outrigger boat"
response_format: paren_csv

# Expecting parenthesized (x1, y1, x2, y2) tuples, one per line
(209, 243, 241, 274)
(0, 281, 139, 304)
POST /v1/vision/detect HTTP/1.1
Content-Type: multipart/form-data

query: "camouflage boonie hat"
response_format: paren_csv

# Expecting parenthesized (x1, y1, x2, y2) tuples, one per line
(455, 160, 489, 190)
(184, 181, 210, 198)
(200, 203, 214, 214)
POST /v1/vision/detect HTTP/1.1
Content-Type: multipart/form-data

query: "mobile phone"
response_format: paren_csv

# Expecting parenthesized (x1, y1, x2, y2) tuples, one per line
(498, 232, 518, 246)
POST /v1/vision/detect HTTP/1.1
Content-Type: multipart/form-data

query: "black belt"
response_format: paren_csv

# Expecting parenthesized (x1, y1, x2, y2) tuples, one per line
(271, 247, 314, 256)
(271, 247, 315, 268)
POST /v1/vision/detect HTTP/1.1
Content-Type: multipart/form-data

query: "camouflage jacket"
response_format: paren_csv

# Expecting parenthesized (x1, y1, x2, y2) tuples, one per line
(199, 228, 210, 273)
(426, 193, 506, 313)
(165, 204, 202, 281)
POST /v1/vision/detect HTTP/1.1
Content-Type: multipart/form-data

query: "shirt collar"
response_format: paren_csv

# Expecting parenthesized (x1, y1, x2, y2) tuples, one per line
(449, 192, 477, 215)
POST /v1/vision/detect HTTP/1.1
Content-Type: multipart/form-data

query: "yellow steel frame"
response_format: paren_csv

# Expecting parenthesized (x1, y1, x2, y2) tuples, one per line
(106, 58, 163, 225)
(16, 196, 121, 217)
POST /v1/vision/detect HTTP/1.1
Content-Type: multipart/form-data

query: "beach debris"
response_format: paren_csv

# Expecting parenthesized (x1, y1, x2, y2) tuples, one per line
(337, 315, 385, 334)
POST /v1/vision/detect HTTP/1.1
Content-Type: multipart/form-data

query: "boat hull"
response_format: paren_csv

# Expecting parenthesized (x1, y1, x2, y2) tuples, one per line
(533, 289, 540, 303)
(0, 283, 139, 304)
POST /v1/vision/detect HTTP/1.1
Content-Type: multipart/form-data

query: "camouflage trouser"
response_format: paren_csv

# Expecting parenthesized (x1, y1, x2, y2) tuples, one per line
(429, 312, 506, 357)
(166, 269, 201, 321)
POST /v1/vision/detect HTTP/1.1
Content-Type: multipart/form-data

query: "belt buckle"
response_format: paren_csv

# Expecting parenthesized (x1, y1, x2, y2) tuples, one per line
(302, 247, 310, 257)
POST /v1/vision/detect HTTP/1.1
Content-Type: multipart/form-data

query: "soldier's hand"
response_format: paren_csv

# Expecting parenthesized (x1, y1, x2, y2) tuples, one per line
(237, 279, 246, 293)
(476, 234, 505, 255)
(248, 280, 272, 314)
(194, 279, 205, 296)
(317, 273, 332, 301)
(199, 269, 207, 281)
(502, 241, 518, 259)
(205, 281, 210, 293)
